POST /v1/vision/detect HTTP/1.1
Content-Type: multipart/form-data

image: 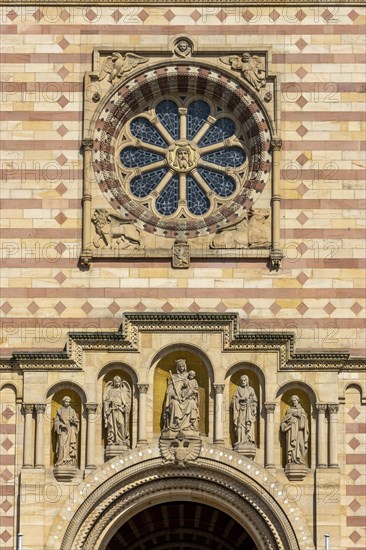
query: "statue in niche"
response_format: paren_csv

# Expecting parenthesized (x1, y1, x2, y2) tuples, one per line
(99, 52, 148, 84)
(173, 39, 192, 58)
(281, 395, 309, 465)
(220, 52, 266, 92)
(248, 209, 271, 248)
(162, 359, 200, 437)
(231, 375, 258, 458)
(92, 209, 141, 250)
(54, 396, 79, 480)
(104, 376, 132, 455)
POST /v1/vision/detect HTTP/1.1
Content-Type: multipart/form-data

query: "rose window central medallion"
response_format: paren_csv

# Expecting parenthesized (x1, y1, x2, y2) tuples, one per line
(167, 141, 199, 173)
(117, 97, 249, 220)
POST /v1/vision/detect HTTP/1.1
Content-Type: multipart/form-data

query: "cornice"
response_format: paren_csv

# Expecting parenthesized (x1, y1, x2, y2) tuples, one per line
(0, 0, 362, 5)
(0, 313, 364, 372)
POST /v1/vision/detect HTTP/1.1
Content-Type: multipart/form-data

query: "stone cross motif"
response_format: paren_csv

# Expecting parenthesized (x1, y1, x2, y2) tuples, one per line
(231, 375, 258, 458)
(103, 376, 132, 454)
(54, 396, 79, 467)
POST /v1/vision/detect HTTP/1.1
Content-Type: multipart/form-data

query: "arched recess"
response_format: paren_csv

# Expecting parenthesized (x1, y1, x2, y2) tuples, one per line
(47, 447, 314, 550)
(276, 383, 315, 469)
(151, 345, 212, 436)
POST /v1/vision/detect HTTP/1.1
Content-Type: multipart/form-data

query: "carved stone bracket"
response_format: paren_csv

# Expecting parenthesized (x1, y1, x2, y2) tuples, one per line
(137, 384, 149, 394)
(159, 432, 202, 466)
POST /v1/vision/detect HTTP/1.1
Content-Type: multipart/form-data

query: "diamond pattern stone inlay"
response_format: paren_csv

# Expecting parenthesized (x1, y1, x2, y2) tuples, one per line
(348, 407, 360, 420)
(348, 437, 360, 450)
(1, 438, 13, 451)
(348, 468, 361, 481)
(0, 469, 13, 482)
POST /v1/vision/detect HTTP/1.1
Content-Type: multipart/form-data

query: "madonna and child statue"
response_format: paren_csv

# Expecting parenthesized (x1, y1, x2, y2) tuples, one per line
(161, 358, 200, 440)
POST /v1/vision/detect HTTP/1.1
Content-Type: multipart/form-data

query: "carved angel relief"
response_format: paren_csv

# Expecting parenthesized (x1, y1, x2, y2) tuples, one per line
(220, 53, 266, 92)
(92, 209, 142, 250)
(99, 52, 148, 84)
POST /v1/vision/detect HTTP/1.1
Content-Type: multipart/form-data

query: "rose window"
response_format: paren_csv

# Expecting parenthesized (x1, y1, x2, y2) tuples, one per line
(117, 98, 248, 218)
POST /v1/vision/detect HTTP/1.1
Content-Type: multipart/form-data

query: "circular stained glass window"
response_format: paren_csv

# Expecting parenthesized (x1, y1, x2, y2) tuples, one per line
(117, 98, 248, 220)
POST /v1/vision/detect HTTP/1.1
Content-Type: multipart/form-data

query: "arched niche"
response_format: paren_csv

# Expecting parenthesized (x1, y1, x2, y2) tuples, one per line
(344, 383, 363, 405)
(227, 366, 263, 450)
(49, 388, 82, 468)
(277, 387, 312, 469)
(153, 349, 210, 436)
(100, 366, 134, 449)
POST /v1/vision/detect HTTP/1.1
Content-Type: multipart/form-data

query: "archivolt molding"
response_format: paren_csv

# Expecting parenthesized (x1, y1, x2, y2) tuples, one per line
(1, 313, 365, 372)
(46, 445, 313, 550)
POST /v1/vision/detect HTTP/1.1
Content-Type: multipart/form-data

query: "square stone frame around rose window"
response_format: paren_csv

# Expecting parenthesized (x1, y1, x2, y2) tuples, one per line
(80, 38, 283, 270)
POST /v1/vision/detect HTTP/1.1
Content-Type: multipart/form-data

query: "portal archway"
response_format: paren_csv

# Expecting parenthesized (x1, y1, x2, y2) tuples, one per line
(49, 446, 314, 550)
(105, 501, 258, 550)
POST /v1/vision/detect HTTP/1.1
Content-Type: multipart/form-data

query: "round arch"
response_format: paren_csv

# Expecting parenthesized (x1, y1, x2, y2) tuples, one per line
(47, 447, 314, 550)
(148, 342, 215, 385)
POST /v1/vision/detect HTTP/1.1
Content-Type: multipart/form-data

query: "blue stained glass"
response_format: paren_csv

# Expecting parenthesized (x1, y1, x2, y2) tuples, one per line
(187, 176, 210, 215)
(198, 118, 236, 147)
(201, 147, 246, 167)
(130, 117, 167, 147)
(156, 100, 179, 140)
(197, 168, 236, 197)
(130, 168, 167, 198)
(156, 175, 179, 215)
(120, 146, 164, 168)
(187, 100, 211, 141)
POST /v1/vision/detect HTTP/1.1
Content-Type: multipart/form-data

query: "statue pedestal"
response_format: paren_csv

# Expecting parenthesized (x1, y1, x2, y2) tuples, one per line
(54, 465, 79, 482)
(233, 443, 256, 460)
(284, 463, 308, 481)
(105, 444, 129, 459)
(161, 429, 200, 440)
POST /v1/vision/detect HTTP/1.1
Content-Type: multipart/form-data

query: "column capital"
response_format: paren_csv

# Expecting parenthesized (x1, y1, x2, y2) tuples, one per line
(137, 383, 149, 394)
(22, 403, 34, 415)
(316, 403, 327, 414)
(264, 402, 276, 413)
(85, 402, 98, 414)
(34, 403, 46, 414)
(271, 138, 282, 151)
(328, 403, 339, 414)
(213, 384, 225, 394)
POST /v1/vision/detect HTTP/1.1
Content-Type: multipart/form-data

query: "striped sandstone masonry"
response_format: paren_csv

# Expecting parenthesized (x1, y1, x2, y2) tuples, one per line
(0, 5, 365, 549)
(0, 5, 365, 357)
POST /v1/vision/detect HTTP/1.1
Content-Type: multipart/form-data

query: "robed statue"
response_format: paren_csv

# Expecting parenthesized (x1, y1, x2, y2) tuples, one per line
(231, 375, 258, 455)
(103, 376, 132, 450)
(54, 396, 79, 467)
(162, 359, 200, 437)
(281, 395, 309, 465)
